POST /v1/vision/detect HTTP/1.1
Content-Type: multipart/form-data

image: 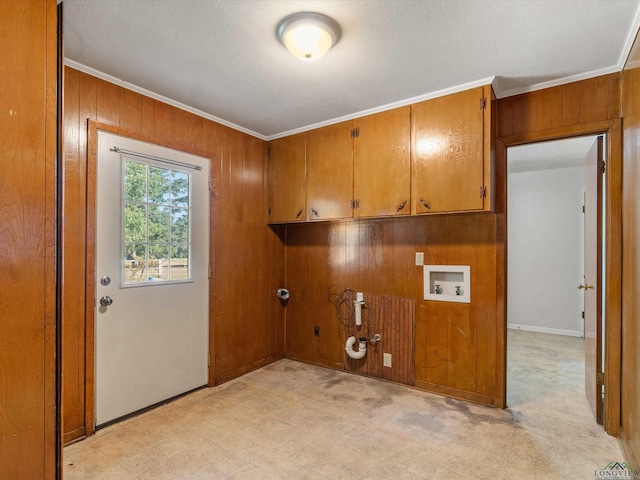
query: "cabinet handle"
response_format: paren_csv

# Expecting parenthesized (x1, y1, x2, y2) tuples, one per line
(419, 198, 431, 210)
(296, 209, 303, 219)
(311, 208, 319, 217)
(396, 200, 407, 212)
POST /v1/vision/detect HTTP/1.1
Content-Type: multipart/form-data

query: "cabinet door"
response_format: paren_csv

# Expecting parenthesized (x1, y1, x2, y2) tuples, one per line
(306, 121, 354, 221)
(268, 133, 306, 223)
(412, 86, 486, 214)
(354, 107, 411, 218)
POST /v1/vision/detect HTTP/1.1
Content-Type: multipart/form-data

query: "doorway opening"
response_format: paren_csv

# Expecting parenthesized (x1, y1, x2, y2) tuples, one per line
(506, 135, 605, 424)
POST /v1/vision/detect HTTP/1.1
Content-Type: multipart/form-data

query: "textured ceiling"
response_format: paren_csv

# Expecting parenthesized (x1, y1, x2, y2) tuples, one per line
(508, 136, 597, 174)
(64, 0, 640, 139)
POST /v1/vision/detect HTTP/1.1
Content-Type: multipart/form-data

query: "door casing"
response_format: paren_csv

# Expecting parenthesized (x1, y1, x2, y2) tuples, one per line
(84, 121, 216, 436)
(496, 119, 622, 435)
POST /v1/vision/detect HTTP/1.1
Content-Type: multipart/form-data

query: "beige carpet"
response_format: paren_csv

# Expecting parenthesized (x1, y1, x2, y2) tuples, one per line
(64, 330, 623, 479)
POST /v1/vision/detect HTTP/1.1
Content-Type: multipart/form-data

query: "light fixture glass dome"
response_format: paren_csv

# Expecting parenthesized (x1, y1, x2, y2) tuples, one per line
(277, 12, 341, 61)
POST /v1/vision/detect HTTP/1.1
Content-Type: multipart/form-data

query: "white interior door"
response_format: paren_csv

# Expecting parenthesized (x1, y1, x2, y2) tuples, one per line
(95, 131, 210, 427)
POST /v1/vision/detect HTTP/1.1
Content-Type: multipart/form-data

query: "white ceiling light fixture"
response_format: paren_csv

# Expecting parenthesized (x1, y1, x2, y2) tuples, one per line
(276, 12, 341, 61)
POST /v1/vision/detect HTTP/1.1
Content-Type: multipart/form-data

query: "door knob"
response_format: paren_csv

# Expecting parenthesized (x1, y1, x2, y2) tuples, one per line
(578, 284, 594, 290)
(100, 296, 113, 306)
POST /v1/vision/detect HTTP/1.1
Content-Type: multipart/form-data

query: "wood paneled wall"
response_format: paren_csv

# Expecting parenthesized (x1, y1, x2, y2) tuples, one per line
(497, 73, 620, 139)
(284, 72, 623, 409)
(344, 294, 416, 386)
(0, 0, 58, 477)
(285, 215, 500, 405)
(62, 67, 284, 442)
(621, 42, 640, 469)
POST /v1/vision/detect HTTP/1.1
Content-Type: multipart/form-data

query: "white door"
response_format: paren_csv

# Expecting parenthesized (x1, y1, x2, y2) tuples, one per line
(95, 131, 210, 427)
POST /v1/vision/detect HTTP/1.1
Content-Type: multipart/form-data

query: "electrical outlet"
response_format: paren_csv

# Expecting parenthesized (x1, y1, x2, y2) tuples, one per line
(314, 326, 320, 337)
(415, 252, 424, 266)
(356, 292, 364, 302)
(383, 353, 392, 368)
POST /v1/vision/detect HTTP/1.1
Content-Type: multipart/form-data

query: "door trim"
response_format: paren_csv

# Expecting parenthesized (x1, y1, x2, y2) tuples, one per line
(85, 121, 217, 436)
(497, 119, 622, 436)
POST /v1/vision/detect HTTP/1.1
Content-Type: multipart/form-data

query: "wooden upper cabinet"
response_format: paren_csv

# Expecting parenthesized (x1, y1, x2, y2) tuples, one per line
(306, 121, 354, 221)
(353, 107, 411, 218)
(412, 86, 490, 214)
(268, 133, 306, 223)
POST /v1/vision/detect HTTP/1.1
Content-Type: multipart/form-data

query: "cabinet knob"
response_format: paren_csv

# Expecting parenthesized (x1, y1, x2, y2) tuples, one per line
(396, 200, 407, 212)
(296, 208, 303, 219)
(419, 198, 431, 210)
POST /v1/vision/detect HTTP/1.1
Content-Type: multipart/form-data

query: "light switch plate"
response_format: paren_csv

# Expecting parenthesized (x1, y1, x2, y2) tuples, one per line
(415, 252, 424, 266)
(356, 292, 364, 302)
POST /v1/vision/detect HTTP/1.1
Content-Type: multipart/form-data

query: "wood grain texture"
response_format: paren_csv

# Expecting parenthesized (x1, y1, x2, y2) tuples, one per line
(602, 120, 621, 435)
(497, 73, 621, 138)
(344, 294, 416, 385)
(63, 68, 284, 441)
(62, 62, 86, 444)
(0, 0, 58, 476)
(284, 222, 346, 369)
(268, 133, 306, 223)
(212, 128, 285, 382)
(285, 214, 500, 404)
(620, 59, 640, 468)
(494, 138, 507, 408)
(306, 121, 353, 220)
(353, 107, 411, 218)
(412, 87, 485, 213)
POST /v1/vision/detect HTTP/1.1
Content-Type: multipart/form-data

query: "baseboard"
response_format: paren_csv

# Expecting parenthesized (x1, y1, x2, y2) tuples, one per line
(507, 323, 583, 337)
(283, 353, 343, 371)
(413, 380, 496, 407)
(214, 352, 285, 385)
(619, 429, 640, 472)
(63, 427, 86, 446)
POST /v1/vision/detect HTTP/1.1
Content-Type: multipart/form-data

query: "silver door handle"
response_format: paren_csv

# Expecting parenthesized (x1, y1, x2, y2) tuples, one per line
(578, 284, 594, 290)
(100, 296, 113, 306)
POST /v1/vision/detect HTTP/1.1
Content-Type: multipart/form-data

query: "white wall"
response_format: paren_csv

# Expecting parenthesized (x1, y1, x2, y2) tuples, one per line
(508, 165, 584, 336)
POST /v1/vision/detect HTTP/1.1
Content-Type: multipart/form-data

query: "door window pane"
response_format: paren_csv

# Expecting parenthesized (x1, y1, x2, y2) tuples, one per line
(124, 204, 147, 242)
(170, 245, 189, 280)
(124, 243, 147, 283)
(171, 171, 189, 207)
(122, 159, 192, 285)
(171, 207, 189, 243)
(149, 167, 170, 204)
(148, 205, 170, 243)
(148, 244, 169, 281)
(124, 162, 147, 202)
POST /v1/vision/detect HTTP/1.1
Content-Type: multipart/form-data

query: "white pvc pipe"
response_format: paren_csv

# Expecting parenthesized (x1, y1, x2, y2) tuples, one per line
(345, 336, 367, 360)
(354, 300, 363, 326)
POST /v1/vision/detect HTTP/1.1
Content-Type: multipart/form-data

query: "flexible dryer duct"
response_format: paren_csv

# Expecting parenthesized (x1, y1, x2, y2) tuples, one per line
(345, 336, 367, 360)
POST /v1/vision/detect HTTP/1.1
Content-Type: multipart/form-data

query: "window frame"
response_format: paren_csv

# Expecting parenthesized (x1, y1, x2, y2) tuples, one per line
(119, 155, 194, 288)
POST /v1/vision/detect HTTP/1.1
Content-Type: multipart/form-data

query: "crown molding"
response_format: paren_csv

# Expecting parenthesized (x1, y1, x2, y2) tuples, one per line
(494, 65, 621, 99)
(265, 76, 496, 140)
(64, 59, 268, 140)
